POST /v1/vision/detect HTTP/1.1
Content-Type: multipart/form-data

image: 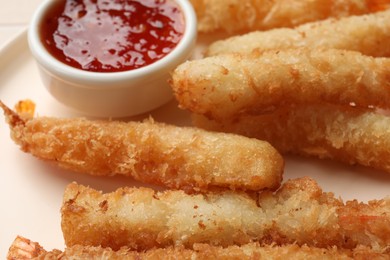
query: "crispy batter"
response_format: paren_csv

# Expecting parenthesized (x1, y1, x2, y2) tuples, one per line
(206, 9, 390, 57)
(193, 103, 390, 173)
(7, 236, 388, 260)
(6, 236, 47, 260)
(172, 48, 390, 121)
(0, 101, 283, 192)
(191, 0, 390, 34)
(61, 178, 390, 251)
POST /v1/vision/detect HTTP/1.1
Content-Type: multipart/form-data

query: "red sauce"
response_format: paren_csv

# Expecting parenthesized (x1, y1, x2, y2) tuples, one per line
(40, 0, 185, 72)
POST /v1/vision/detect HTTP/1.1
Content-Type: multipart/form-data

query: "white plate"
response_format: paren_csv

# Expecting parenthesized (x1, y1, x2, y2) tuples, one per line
(1, 30, 390, 256)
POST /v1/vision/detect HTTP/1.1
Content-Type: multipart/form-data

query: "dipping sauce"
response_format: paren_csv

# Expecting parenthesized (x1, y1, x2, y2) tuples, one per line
(40, 0, 185, 72)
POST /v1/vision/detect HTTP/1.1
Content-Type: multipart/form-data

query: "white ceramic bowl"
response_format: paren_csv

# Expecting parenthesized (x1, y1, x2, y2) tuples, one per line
(28, 0, 197, 118)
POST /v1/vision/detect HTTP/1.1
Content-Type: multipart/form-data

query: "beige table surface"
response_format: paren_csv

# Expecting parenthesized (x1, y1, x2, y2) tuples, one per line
(0, 0, 44, 48)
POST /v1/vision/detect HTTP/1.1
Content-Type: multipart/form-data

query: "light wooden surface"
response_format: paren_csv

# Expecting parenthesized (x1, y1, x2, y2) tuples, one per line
(0, 0, 44, 48)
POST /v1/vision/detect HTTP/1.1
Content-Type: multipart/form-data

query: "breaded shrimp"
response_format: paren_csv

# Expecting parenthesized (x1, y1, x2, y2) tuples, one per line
(172, 48, 390, 121)
(6, 236, 46, 260)
(191, 0, 390, 34)
(7, 236, 387, 260)
(0, 101, 283, 192)
(193, 103, 390, 173)
(61, 178, 390, 251)
(206, 9, 390, 57)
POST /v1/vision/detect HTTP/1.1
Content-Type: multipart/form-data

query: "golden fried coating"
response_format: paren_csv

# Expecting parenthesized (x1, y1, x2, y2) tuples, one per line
(191, 0, 390, 34)
(172, 48, 390, 121)
(206, 9, 390, 57)
(193, 103, 390, 173)
(7, 236, 46, 260)
(61, 178, 390, 251)
(7, 236, 388, 260)
(0, 101, 283, 192)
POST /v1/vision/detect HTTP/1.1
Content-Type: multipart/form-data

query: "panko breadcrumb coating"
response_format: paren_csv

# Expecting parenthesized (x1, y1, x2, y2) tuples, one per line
(61, 178, 390, 251)
(193, 103, 390, 173)
(172, 48, 390, 121)
(7, 236, 388, 260)
(206, 9, 390, 57)
(0, 101, 283, 192)
(191, 0, 390, 34)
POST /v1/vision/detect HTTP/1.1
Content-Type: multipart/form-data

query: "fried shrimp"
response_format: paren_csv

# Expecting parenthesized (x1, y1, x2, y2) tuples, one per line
(206, 9, 390, 57)
(61, 178, 390, 251)
(193, 103, 390, 173)
(191, 0, 390, 34)
(0, 101, 283, 192)
(172, 48, 390, 121)
(7, 236, 388, 260)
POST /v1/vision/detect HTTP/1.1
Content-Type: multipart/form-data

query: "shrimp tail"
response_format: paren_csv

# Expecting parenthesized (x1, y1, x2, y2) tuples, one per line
(0, 100, 27, 129)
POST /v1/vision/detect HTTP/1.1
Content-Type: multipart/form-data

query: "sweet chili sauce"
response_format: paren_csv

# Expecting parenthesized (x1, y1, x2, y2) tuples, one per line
(40, 0, 185, 72)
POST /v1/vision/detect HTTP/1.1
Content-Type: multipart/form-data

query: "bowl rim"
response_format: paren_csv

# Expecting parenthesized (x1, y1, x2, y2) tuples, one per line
(27, 0, 197, 86)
